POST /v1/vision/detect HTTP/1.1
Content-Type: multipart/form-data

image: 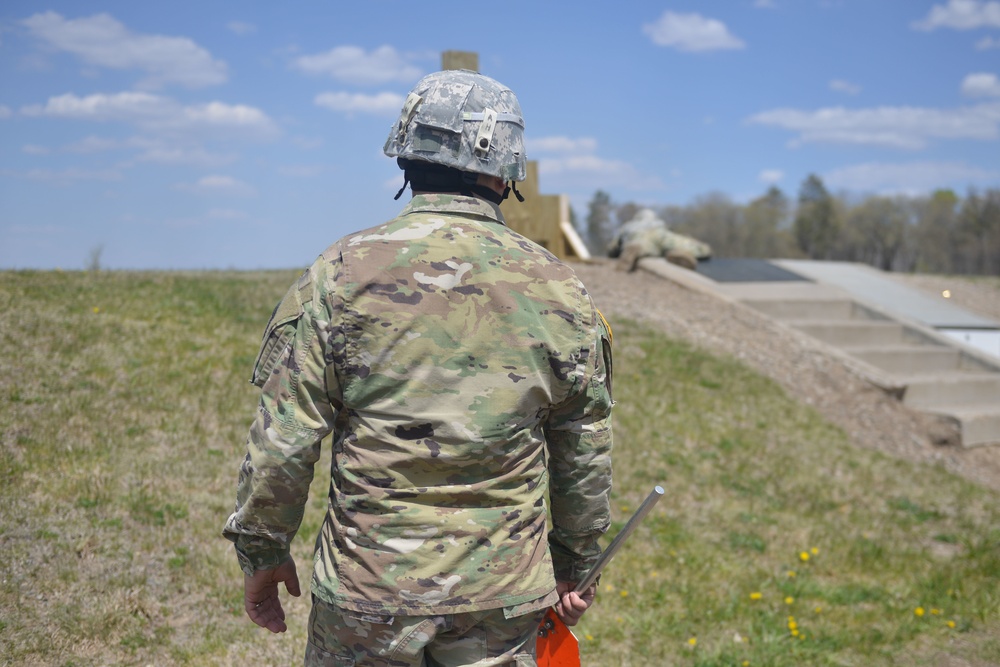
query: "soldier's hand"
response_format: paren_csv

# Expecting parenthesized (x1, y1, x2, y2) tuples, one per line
(554, 580, 596, 626)
(244, 558, 301, 633)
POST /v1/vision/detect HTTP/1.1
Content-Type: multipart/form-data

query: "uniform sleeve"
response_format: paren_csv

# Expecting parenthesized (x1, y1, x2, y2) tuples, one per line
(544, 307, 614, 584)
(222, 261, 339, 574)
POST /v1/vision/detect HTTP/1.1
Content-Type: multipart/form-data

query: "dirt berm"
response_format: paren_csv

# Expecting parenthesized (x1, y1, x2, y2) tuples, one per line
(574, 260, 1000, 493)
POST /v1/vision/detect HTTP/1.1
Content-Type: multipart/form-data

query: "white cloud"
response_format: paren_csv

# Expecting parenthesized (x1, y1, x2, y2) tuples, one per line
(22, 92, 278, 138)
(0, 105, 11, 119)
(976, 35, 1000, 48)
(912, 0, 1000, 31)
(642, 11, 746, 52)
(23, 91, 167, 122)
(526, 136, 598, 154)
(746, 102, 1000, 149)
(176, 101, 277, 133)
(207, 208, 248, 220)
(64, 135, 123, 153)
(314, 91, 404, 115)
(824, 160, 1000, 194)
(829, 79, 862, 95)
(55, 134, 234, 166)
(22, 12, 227, 89)
(22, 144, 50, 155)
(754, 0, 778, 8)
(291, 136, 324, 150)
(227, 21, 257, 36)
(293, 45, 422, 85)
(277, 164, 325, 177)
(23, 167, 123, 183)
(134, 144, 237, 167)
(962, 72, 1000, 96)
(759, 169, 784, 184)
(175, 174, 256, 197)
(528, 135, 663, 191)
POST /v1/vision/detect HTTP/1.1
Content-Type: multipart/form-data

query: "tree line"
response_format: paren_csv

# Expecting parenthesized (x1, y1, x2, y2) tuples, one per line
(580, 174, 1000, 275)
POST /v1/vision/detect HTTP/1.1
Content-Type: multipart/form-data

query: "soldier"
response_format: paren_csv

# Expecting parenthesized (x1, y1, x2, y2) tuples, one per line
(223, 69, 614, 667)
(610, 208, 712, 272)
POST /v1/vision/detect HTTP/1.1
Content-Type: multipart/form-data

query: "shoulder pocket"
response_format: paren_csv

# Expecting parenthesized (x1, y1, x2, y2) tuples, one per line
(250, 282, 305, 387)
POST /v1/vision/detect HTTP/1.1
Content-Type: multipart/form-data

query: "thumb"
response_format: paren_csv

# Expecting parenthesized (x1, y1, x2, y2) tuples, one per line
(281, 560, 302, 597)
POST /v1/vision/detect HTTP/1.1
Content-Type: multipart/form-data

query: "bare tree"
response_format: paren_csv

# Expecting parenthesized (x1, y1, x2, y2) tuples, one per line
(586, 190, 616, 256)
(86, 245, 104, 272)
(794, 175, 840, 259)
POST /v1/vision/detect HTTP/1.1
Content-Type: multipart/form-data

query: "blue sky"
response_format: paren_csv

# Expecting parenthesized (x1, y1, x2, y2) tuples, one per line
(1, 0, 998, 270)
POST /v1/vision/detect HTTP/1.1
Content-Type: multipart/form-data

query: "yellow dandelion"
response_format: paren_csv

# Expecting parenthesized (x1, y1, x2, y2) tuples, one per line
(620, 590, 628, 598)
(743, 662, 750, 667)
(799, 551, 810, 562)
(787, 570, 797, 578)
(788, 620, 798, 630)
(915, 607, 925, 617)
(785, 596, 794, 605)
(791, 629, 800, 637)
(651, 571, 659, 578)
(946, 620, 956, 629)
(92, 307, 100, 314)
(930, 608, 941, 615)
(687, 637, 697, 647)
(604, 584, 615, 593)
(585, 633, 594, 641)
(814, 606, 823, 614)
(810, 547, 819, 555)
(750, 591, 763, 601)
(788, 615, 795, 622)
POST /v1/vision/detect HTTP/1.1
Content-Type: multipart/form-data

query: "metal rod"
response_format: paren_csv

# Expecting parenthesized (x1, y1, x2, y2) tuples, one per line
(575, 485, 664, 593)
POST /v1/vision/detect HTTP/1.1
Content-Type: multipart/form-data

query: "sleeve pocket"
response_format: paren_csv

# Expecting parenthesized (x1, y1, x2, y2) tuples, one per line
(250, 287, 304, 387)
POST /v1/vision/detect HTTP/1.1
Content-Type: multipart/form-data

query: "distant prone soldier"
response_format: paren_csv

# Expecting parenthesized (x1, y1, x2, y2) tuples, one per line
(609, 208, 712, 272)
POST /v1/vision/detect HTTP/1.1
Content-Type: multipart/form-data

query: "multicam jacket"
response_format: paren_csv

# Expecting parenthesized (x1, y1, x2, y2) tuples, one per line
(223, 194, 614, 616)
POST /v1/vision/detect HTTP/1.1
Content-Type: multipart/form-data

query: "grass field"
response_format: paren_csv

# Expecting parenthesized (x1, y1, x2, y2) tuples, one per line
(1, 270, 997, 666)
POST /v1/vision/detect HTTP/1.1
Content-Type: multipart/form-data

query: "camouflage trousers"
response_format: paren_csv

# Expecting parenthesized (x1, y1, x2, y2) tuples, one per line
(305, 596, 546, 667)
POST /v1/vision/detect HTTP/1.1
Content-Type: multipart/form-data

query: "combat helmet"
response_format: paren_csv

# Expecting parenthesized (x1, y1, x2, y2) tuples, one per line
(384, 69, 526, 203)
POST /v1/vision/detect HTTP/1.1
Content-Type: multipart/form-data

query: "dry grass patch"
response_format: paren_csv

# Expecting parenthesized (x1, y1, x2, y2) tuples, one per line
(0, 272, 997, 666)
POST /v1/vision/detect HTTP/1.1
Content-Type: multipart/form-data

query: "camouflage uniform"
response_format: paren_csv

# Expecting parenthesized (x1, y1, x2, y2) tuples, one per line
(611, 209, 712, 272)
(223, 193, 613, 663)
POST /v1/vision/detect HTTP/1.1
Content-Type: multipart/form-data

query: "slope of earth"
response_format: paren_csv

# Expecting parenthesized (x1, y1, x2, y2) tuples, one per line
(574, 261, 1000, 493)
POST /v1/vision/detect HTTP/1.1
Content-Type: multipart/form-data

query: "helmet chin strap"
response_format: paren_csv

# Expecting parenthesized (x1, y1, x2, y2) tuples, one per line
(394, 158, 526, 204)
(507, 182, 525, 203)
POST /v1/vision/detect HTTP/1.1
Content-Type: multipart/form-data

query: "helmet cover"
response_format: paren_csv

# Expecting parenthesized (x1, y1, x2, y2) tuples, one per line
(383, 70, 526, 181)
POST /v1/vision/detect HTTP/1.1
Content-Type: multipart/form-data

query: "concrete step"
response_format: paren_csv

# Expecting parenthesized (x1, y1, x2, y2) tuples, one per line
(791, 320, 905, 347)
(743, 298, 856, 321)
(847, 345, 962, 375)
(902, 373, 1000, 410)
(639, 258, 1000, 448)
(923, 406, 1000, 448)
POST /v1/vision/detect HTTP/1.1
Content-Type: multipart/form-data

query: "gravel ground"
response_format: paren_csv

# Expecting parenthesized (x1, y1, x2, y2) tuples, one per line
(574, 260, 1000, 492)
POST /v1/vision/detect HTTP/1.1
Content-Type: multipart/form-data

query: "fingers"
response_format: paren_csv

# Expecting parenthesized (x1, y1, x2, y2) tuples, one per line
(246, 595, 288, 633)
(243, 559, 300, 634)
(279, 560, 302, 598)
(553, 586, 596, 626)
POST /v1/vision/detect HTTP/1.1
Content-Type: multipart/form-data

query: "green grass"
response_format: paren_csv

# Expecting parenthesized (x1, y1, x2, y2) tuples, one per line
(0, 270, 997, 666)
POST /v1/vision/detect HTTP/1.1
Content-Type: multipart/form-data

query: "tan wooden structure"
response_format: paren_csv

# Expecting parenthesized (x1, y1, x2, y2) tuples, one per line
(440, 51, 589, 261)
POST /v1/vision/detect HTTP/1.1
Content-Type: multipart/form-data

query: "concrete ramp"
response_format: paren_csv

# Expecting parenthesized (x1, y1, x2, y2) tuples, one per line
(642, 258, 1000, 448)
